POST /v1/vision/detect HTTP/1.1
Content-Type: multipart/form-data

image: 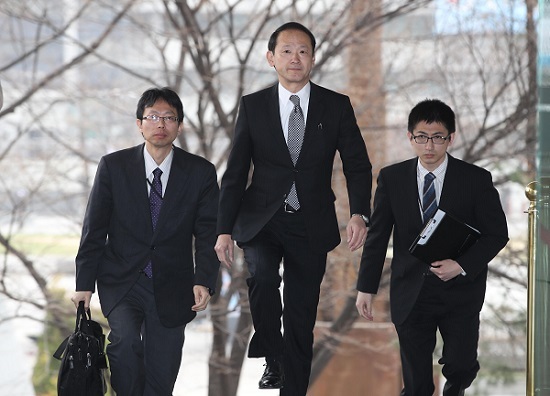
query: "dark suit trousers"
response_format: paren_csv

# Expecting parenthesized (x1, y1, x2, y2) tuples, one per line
(395, 276, 480, 396)
(240, 208, 327, 396)
(106, 275, 186, 396)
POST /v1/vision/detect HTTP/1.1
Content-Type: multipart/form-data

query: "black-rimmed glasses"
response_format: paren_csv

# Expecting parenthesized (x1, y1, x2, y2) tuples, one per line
(411, 134, 450, 145)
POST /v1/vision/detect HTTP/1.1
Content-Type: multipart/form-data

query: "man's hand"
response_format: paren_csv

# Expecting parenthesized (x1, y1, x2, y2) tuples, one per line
(71, 291, 93, 310)
(429, 259, 463, 282)
(346, 215, 367, 252)
(356, 292, 374, 321)
(192, 285, 212, 312)
(215, 234, 234, 268)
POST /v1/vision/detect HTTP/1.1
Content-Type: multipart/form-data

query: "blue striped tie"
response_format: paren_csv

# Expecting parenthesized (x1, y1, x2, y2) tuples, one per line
(422, 172, 437, 223)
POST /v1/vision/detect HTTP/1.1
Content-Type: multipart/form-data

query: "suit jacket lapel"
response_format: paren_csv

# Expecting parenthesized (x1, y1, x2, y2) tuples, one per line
(294, 82, 325, 166)
(404, 159, 423, 228)
(126, 144, 153, 231)
(439, 154, 457, 208)
(304, 83, 325, 127)
(296, 83, 324, 167)
(265, 85, 294, 165)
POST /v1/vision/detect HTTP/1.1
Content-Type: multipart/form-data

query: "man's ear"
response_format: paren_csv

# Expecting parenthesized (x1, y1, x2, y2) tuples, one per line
(448, 132, 455, 144)
(136, 119, 144, 137)
(266, 51, 275, 67)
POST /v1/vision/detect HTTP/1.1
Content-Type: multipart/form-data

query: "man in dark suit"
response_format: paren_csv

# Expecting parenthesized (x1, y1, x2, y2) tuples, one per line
(71, 87, 219, 396)
(215, 22, 372, 395)
(356, 99, 509, 396)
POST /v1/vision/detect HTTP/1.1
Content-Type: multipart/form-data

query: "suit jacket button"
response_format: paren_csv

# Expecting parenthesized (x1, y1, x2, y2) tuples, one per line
(150, 245, 156, 250)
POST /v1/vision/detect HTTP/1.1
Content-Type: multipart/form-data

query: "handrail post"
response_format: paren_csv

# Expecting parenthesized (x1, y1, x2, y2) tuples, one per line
(525, 181, 537, 396)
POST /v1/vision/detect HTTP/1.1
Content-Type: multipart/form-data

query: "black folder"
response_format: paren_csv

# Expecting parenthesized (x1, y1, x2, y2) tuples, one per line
(409, 209, 481, 264)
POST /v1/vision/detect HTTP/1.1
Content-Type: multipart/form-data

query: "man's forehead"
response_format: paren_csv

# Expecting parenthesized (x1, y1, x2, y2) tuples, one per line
(413, 122, 448, 134)
(276, 30, 312, 46)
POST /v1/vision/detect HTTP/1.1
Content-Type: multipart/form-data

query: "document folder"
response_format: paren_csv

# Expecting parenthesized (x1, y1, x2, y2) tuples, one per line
(409, 209, 481, 264)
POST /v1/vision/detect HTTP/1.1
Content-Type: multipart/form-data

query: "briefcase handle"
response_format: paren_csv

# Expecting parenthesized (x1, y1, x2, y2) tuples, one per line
(53, 302, 94, 361)
(76, 300, 94, 333)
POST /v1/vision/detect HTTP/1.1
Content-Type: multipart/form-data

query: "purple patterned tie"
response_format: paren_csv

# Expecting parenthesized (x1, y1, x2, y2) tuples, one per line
(286, 95, 305, 210)
(143, 168, 163, 278)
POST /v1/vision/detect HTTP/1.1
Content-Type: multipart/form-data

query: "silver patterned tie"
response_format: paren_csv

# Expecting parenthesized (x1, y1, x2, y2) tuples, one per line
(286, 95, 305, 210)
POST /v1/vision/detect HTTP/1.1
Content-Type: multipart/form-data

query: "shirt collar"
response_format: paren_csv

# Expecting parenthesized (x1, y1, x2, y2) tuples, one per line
(278, 82, 311, 109)
(144, 146, 174, 180)
(417, 154, 448, 180)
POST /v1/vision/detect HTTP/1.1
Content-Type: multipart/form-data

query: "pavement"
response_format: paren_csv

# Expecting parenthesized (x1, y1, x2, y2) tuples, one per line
(0, 312, 37, 396)
(0, 284, 275, 396)
(0, 313, 275, 396)
(0, 270, 527, 396)
(0, 312, 527, 396)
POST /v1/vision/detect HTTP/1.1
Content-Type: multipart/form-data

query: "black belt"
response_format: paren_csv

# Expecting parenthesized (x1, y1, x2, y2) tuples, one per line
(282, 202, 300, 213)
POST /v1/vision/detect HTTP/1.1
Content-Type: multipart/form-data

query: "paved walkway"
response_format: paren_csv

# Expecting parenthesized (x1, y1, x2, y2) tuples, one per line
(0, 281, 527, 396)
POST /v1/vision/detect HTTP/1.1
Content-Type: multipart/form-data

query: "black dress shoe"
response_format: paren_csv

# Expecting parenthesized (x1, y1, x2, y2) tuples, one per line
(259, 358, 284, 389)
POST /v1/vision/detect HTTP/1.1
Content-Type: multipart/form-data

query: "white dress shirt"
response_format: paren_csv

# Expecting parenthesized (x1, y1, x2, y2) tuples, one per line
(144, 147, 174, 197)
(277, 83, 311, 142)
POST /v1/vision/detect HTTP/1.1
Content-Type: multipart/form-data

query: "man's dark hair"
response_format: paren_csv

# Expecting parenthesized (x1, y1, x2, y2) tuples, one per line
(408, 99, 456, 134)
(136, 87, 184, 124)
(268, 22, 316, 53)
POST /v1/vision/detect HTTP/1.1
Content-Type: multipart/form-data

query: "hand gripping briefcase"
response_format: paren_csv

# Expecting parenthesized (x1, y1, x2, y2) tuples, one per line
(53, 301, 108, 395)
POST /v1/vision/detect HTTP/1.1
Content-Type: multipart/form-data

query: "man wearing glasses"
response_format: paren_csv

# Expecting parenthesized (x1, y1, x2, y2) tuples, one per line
(72, 87, 219, 395)
(355, 99, 508, 396)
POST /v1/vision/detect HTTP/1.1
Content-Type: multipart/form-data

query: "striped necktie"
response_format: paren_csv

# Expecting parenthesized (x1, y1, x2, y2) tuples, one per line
(422, 172, 437, 223)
